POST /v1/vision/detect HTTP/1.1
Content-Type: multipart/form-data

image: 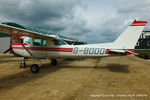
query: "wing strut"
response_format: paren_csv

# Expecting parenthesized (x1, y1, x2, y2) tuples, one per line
(20, 42, 32, 56)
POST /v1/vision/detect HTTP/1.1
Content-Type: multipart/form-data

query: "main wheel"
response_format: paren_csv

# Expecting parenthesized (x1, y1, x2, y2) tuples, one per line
(30, 64, 40, 73)
(20, 62, 26, 68)
(51, 59, 57, 65)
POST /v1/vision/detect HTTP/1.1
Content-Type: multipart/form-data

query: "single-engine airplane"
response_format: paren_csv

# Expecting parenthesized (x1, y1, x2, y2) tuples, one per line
(0, 19, 147, 73)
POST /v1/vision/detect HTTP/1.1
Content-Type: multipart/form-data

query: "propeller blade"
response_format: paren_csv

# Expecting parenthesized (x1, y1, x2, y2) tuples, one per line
(3, 47, 12, 54)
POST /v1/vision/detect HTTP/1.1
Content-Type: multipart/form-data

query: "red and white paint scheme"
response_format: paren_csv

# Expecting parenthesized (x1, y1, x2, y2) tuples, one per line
(0, 19, 147, 73)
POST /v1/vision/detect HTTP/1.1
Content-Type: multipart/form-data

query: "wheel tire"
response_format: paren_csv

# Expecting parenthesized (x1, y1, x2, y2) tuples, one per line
(51, 59, 57, 65)
(20, 62, 26, 68)
(30, 64, 40, 73)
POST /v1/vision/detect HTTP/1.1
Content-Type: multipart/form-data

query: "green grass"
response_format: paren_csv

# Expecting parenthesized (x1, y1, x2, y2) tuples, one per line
(135, 50, 150, 54)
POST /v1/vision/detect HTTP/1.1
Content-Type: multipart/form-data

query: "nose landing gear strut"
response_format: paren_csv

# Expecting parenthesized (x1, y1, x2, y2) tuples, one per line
(20, 57, 27, 68)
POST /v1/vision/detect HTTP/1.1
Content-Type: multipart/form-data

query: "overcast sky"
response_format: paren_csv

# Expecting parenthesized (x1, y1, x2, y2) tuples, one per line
(0, 0, 150, 43)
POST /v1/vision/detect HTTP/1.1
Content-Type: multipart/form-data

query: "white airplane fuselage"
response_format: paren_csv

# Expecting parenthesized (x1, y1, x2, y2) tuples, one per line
(12, 42, 132, 59)
(12, 44, 106, 58)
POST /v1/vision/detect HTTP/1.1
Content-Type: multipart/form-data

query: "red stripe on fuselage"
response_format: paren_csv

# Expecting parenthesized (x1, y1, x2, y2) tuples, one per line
(12, 43, 28, 45)
(13, 47, 73, 52)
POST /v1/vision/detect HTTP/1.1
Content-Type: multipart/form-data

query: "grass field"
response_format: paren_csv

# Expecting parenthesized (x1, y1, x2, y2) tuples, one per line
(0, 53, 150, 100)
(135, 49, 150, 54)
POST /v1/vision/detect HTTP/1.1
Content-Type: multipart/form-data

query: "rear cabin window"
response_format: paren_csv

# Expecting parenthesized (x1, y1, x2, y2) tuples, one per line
(33, 39, 47, 46)
(53, 39, 67, 45)
(42, 40, 47, 46)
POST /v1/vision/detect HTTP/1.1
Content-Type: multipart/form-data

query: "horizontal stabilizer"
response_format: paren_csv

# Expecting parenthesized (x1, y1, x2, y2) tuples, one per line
(108, 49, 138, 55)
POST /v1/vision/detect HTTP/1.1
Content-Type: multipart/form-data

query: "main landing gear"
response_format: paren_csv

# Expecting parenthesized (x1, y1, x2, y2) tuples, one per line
(20, 59, 58, 73)
(30, 64, 40, 73)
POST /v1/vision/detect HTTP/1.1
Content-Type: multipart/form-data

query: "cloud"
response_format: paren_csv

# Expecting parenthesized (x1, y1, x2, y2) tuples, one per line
(83, 0, 150, 43)
(0, 0, 150, 44)
(0, 0, 82, 24)
(115, 0, 150, 14)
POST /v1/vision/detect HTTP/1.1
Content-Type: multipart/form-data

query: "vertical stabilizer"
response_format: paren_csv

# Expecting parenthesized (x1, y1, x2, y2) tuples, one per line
(113, 20, 147, 49)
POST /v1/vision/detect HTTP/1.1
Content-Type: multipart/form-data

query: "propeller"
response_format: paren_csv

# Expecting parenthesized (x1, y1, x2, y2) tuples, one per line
(3, 47, 12, 54)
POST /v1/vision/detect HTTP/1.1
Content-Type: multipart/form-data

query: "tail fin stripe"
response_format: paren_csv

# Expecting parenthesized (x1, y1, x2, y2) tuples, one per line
(130, 20, 147, 26)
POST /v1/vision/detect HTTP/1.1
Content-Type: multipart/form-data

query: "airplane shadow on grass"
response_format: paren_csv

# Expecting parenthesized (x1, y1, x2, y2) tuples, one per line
(0, 62, 129, 93)
(61, 63, 130, 73)
(0, 63, 61, 93)
(104, 64, 130, 73)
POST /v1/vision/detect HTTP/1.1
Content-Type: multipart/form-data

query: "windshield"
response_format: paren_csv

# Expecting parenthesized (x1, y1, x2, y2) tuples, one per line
(27, 37, 32, 44)
(11, 39, 15, 44)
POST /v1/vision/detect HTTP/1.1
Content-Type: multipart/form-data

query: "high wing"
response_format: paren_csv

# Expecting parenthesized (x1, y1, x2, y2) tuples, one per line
(0, 24, 57, 40)
(0, 22, 86, 45)
(0, 24, 59, 56)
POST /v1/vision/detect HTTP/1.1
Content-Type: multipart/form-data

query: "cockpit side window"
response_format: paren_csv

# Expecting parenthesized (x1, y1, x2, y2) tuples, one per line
(27, 38, 32, 44)
(11, 39, 15, 44)
(33, 39, 42, 46)
(33, 39, 47, 46)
